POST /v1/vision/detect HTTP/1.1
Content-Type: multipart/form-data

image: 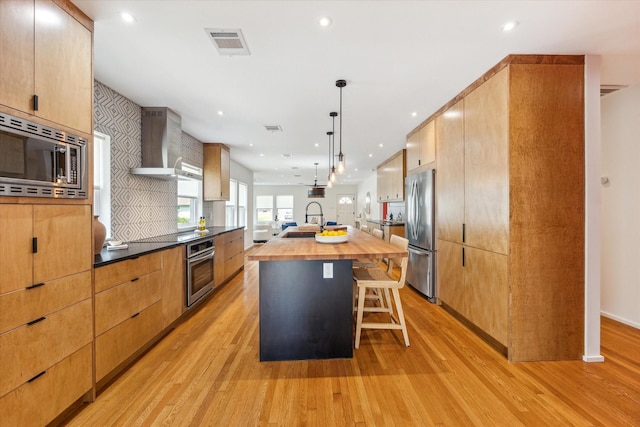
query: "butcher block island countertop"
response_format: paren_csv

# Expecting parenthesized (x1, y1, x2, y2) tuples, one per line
(248, 226, 408, 261)
(250, 226, 407, 362)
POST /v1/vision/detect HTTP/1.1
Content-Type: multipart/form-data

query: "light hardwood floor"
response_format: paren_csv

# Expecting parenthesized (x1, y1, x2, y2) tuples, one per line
(64, 252, 640, 426)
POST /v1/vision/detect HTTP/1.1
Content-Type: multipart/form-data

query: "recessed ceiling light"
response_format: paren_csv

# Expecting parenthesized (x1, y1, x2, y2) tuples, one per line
(249, 143, 253, 147)
(354, 168, 358, 172)
(315, 143, 319, 147)
(259, 153, 264, 157)
(501, 21, 518, 32)
(411, 112, 417, 117)
(319, 17, 332, 27)
(379, 144, 383, 148)
(217, 111, 224, 116)
(120, 12, 136, 23)
(368, 154, 373, 157)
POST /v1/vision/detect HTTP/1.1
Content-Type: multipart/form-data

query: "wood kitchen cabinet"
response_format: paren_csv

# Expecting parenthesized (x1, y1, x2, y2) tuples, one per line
(432, 55, 585, 361)
(406, 119, 435, 173)
(377, 149, 406, 202)
(0, 0, 93, 134)
(0, 204, 93, 426)
(94, 252, 163, 383)
(204, 143, 231, 201)
(214, 229, 245, 287)
(161, 246, 185, 328)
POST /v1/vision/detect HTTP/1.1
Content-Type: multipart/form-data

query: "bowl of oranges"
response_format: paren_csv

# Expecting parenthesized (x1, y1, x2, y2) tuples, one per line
(315, 229, 349, 244)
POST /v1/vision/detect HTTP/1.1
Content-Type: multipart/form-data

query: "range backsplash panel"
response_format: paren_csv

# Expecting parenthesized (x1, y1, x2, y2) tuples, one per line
(94, 81, 204, 241)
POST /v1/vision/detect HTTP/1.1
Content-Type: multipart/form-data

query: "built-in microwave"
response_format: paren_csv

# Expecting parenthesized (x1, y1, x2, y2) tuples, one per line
(0, 112, 88, 199)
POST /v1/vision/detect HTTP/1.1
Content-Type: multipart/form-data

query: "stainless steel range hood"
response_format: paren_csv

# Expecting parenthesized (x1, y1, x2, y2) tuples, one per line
(130, 107, 202, 181)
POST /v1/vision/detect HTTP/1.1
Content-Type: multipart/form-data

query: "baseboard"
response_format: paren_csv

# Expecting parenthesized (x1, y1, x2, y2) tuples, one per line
(582, 354, 605, 363)
(601, 311, 640, 329)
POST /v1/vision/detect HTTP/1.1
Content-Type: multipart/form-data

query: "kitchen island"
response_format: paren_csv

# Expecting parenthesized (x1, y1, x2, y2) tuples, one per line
(248, 226, 407, 361)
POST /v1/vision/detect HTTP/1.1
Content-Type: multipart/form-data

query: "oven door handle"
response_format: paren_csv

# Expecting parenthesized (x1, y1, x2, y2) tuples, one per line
(189, 250, 215, 263)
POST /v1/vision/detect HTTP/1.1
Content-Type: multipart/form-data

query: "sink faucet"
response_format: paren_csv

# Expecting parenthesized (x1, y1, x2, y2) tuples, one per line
(305, 201, 324, 227)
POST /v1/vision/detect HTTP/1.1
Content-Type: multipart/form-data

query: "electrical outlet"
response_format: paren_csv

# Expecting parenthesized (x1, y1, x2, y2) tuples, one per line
(323, 263, 333, 279)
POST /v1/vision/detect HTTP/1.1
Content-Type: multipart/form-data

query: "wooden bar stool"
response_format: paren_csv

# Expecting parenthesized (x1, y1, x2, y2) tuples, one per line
(353, 228, 388, 310)
(353, 235, 410, 348)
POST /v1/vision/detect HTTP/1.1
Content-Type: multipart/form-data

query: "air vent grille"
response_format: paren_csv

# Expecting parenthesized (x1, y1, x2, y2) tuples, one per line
(265, 125, 282, 132)
(205, 28, 250, 56)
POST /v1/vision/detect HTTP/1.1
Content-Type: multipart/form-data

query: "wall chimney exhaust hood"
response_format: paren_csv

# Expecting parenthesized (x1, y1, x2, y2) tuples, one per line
(130, 107, 202, 181)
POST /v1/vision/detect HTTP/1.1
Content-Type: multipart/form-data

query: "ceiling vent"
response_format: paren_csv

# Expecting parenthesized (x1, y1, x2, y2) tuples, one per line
(265, 125, 282, 132)
(205, 28, 250, 56)
(281, 153, 293, 159)
(600, 85, 627, 97)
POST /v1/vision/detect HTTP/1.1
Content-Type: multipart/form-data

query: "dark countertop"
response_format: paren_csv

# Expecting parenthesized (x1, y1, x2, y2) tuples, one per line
(366, 220, 405, 226)
(94, 226, 244, 268)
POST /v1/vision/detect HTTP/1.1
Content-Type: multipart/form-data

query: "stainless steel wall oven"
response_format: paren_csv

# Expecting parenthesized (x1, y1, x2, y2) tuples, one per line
(0, 112, 88, 199)
(186, 236, 215, 307)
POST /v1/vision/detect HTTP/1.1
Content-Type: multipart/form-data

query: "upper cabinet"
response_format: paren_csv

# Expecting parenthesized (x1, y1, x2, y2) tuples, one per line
(0, 0, 93, 134)
(377, 149, 406, 202)
(203, 143, 231, 201)
(406, 120, 435, 173)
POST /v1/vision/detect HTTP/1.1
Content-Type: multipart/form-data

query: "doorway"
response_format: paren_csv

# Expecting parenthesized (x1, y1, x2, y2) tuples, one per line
(336, 194, 356, 226)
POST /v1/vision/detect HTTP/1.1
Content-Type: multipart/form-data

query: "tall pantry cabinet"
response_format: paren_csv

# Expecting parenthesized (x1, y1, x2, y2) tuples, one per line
(434, 55, 585, 362)
(0, 0, 95, 424)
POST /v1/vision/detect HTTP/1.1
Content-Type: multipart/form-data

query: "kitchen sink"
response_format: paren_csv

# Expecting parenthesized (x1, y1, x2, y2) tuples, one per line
(282, 231, 317, 238)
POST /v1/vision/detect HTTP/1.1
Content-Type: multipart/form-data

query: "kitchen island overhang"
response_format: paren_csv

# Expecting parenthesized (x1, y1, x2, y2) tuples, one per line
(249, 226, 408, 361)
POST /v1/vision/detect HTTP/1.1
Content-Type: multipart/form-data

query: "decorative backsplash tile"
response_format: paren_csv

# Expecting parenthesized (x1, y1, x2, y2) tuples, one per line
(94, 81, 204, 240)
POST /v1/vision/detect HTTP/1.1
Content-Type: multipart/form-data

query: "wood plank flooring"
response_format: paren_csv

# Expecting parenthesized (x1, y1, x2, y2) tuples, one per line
(63, 252, 640, 426)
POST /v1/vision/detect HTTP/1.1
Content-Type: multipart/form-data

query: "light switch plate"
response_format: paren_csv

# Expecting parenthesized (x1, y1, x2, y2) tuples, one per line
(323, 262, 333, 279)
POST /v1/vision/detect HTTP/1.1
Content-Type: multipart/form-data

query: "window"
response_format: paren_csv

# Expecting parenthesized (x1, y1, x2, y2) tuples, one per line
(225, 179, 237, 226)
(276, 195, 294, 221)
(238, 182, 247, 227)
(177, 178, 202, 229)
(255, 194, 293, 223)
(256, 195, 273, 223)
(93, 131, 111, 238)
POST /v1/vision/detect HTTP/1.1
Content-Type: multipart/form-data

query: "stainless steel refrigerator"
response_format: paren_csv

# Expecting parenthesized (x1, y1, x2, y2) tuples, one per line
(405, 169, 436, 302)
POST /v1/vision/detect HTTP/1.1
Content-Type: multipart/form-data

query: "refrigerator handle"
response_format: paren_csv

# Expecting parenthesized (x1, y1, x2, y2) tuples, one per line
(408, 246, 431, 256)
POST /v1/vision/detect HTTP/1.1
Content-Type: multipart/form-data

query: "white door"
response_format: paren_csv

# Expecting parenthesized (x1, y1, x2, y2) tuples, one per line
(336, 194, 356, 226)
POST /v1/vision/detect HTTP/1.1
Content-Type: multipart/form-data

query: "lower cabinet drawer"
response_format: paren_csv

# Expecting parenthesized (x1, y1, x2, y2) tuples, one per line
(0, 270, 91, 334)
(0, 298, 92, 397)
(95, 270, 162, 336)
(0, 344, 92, 427)
(95, 301, 164, 381)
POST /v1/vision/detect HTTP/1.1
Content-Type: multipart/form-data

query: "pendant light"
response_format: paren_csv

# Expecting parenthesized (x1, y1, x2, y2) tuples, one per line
(336, 79, 347, 174)
(308, 162, 325, 198)
(330, 111, 337, 183)
(326, 131, 333, 188)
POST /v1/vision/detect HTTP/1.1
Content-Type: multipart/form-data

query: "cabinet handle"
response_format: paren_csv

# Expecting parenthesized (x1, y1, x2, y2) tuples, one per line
(28, 371, 46, 383)
(131, 312, 140, 318)
(26, 283, 45, 290)
(462, 247, 465, 267)
(27, 316, 46, 326)
(32, 237, 38, 254)
(462, 223, 466, 243)
(131, 277, 139, 282)
(33, 95, 39, 111)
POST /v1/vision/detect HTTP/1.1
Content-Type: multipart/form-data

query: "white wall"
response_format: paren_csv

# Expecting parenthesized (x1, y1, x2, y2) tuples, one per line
(231, 160, 254, 249)
(601, 83, 640, 328)
(356, 171, 380, 222)
(253, 184, 358, 227)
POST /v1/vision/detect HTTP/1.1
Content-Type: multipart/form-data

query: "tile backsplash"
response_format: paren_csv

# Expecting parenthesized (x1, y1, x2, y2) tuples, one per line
(94, 81, 204, 240)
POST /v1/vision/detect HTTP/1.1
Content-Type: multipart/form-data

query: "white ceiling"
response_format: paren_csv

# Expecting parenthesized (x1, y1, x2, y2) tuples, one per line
(72, 0, 640, 186)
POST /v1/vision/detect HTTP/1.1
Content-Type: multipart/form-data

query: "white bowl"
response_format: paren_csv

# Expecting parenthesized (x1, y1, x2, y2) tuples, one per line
(315, 234, 349, 244)
(107, 240, 123, 246)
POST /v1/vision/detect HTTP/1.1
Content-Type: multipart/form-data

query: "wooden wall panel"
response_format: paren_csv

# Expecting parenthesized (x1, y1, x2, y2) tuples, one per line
(464, 68, 509, 255)
(436, 240, 465, 314)
(508, 63, 585, 361)
(435, 100, 465, 243)
(465, 247, 508, 346)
